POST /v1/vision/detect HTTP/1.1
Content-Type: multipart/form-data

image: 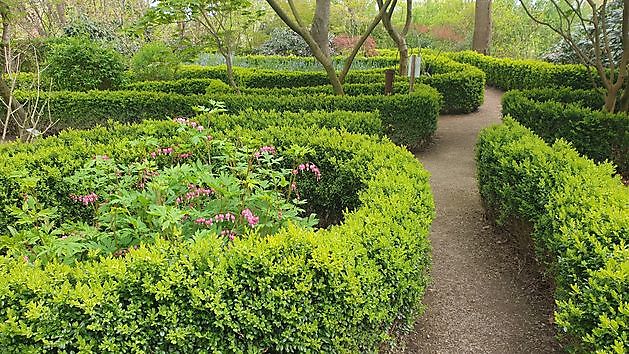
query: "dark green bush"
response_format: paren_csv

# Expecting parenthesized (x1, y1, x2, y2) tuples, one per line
(476, 118, 628, 353)
(44, 37, 126, 91)
(449, 50, 594, 90)
(0, 122, 434, 352)
(130, 42, 180, 81)
(12, 85, 441, 146)
(502, 89, 629, 177)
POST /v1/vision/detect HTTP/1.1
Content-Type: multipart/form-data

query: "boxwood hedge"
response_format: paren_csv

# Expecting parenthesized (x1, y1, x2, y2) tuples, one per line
(0, 120, 434, 352)
(449, 50, 595, 90)
(10, 85, 441, 147)
(125, 53, 484, 115)
(502, 89, 629, 177)
(476, 118, 628, 353)
(155, 54, 484, 114)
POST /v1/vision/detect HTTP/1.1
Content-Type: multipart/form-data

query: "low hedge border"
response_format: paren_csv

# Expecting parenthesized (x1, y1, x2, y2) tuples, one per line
(124, 54, 483, 114)
(11, 85, 442, 147)
(0, 123, 434, 352)
(449, 50, 595, 90)
(476, 118, 628, 353)
(502, 89, 629, 177)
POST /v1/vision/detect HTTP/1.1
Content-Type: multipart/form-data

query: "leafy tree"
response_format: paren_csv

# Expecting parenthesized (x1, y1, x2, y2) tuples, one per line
(131, 42, 180, 81)
(143, 0, 264, 89)
(520, 0, 628, 113)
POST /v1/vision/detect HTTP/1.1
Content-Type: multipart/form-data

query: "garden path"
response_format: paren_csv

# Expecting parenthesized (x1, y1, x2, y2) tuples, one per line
(404, 88, 561, 353)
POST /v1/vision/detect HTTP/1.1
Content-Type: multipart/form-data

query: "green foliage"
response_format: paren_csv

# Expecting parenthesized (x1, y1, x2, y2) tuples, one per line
(0, 109, 382, 230)
(131, 43, 180, 81)
(0, 123, 434, 352)
(449, 50, 594, 90)
(44, 38, 126, 91)
(128, 53, 483, 114)
(11, 86, 441, 146)
(257, 27, 312, 56)
(502, 89, 629, 177)
(476, 118, 628, 353)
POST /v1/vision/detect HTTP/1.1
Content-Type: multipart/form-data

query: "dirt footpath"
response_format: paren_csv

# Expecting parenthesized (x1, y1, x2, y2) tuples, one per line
(404, 88, 561, 354)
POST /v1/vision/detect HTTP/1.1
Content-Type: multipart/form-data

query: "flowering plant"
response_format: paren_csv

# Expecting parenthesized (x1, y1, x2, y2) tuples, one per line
(2, 118, 321, 264)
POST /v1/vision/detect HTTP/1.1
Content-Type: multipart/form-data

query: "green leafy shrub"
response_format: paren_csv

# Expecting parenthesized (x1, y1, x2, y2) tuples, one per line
(0, 122, 434, 352)
(131, 42, 180, 81)
(449, 50, 594, 90)
(502, 89, 629, 177)
(476, 118, 628, 353)
(11, 86, 441, 146)
(44, 37, 126, 91)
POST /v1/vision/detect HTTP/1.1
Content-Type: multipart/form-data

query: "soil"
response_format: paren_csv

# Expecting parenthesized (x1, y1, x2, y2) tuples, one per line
(402, 88, 562, 353)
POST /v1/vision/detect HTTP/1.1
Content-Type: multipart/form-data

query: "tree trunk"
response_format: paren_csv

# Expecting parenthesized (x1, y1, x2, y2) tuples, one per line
(310, 0, 331, 57)
(621, 88, 629, 113)
(603, 86, 619, 113)
(223, 52, 240, 92)
(379, 0, 411, 76)
(472, 0, 492, 55)
(0, 5, 27, 136)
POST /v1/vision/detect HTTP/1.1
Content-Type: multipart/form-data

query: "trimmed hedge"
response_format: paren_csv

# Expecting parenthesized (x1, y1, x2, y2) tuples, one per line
(0, 121, 434, 352)
(502, 89, 629, 177)
(449, 50, 594, 90)
(125, 53, 484, 114)
(11, 85, 442, 146)
(174, 64, 389, 88)
(476, 118, 628, 353)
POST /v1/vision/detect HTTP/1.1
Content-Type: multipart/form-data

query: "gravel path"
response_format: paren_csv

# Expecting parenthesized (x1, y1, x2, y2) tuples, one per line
(403, 88, 561, 353)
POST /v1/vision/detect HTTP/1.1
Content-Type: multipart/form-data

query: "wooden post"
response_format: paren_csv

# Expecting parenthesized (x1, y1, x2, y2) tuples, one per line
(384, 69, 395, 95)
(409, 54, 417, 93)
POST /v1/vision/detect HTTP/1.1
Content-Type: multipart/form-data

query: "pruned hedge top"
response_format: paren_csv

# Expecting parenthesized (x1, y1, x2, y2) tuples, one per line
(0, 118, 434, 352)
(502, 88, 629, 177)
(10, 84, 442, 147)
(449, 50, 595, 90)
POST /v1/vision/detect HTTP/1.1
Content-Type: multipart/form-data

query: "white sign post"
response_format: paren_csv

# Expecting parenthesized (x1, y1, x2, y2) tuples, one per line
(408, 54, 421, 92)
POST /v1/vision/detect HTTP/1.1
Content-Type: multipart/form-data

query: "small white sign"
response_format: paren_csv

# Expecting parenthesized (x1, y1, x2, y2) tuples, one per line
(407, 55, 422, 78)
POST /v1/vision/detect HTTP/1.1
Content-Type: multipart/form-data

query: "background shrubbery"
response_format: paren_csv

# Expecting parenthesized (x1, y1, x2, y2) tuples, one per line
(44, 38, 126, 91)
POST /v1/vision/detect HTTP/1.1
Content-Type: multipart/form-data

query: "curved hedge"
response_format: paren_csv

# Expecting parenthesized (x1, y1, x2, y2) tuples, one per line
(10, 85, 441, 147)
(125, 54, 484, 114)
(477, 118, 628, 353)
(502, 89, 629, 177)
(449, 50, 594, 90)
(0, 120, 434, 352)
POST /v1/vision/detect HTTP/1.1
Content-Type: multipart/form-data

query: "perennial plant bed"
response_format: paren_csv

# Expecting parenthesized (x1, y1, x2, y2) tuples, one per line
(0, 111, 435, 352)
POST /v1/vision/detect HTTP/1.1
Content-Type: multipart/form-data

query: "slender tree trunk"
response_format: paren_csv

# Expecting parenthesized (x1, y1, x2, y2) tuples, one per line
(472, 0, 492, 55)
(223, 51, 240, 92)
(620, 87, 629, 113)
(604, 86, 619, 113)
(310, 0, 331, 57)
(0, 5, 27, 135)
(378, 0, 412, 76)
